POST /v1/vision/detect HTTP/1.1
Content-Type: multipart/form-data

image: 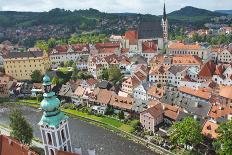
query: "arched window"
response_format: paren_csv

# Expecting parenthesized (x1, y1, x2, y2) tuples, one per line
(61, 129, 66, 142)
(47, 133, 52, 145)
(50, 149, 55, 155)
(64, 145, 67, 151)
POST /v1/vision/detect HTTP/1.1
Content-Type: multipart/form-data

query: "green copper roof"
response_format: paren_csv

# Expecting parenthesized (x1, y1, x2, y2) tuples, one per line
(41, 96, 60, 112)
(38, 111, 69, 127)
(39, 74, 69, 127)
(43, 74, 52, 86)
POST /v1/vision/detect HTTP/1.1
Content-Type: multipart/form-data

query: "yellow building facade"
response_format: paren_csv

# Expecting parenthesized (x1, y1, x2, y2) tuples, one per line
(4, 51, 50, 80)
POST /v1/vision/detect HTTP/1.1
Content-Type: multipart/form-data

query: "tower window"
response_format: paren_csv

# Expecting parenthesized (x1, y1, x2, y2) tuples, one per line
(64, 145, 67, 151)
(61, 129, 66, 142)
(50, 149, 55, 155)
(47, 133, 52, 145)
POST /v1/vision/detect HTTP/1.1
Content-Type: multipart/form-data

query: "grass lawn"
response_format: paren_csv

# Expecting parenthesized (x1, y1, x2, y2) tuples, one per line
(62, 108, 134, 133)
(57, 67, 72, 73)
(15, 100, 134, 133)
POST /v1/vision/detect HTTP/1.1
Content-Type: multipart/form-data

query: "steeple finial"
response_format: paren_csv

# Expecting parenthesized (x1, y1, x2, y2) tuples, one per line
(163, 2, 167, 21)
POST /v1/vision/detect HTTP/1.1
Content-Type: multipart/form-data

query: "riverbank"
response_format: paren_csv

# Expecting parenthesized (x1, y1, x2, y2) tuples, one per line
(2, 100, 175, 155)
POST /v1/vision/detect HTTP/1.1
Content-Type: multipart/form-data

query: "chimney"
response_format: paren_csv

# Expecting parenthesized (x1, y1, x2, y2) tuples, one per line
(195, 102, 199, 108)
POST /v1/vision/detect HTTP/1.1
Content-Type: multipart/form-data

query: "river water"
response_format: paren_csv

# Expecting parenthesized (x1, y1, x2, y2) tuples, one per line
(0, 104, 158, 155)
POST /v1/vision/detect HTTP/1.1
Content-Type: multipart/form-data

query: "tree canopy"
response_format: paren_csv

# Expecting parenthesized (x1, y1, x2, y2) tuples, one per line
(101, 67, 123, 84)
(213, 120, 232, 155)
(31, 70, 43, 83)
(9, 109, 33, 145)
(168, 117, 203, 147)
(35, 40, 49, 53)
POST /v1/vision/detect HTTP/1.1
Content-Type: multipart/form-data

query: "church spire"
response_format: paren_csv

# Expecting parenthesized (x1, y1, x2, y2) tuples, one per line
(163, 2, 167, 21)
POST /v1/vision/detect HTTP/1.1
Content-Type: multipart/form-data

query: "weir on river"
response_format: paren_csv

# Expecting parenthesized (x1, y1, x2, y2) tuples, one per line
(0, 105, 157, 155)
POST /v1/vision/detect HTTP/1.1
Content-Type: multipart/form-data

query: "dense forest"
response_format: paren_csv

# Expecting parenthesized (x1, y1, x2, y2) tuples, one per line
(0, 6, 228, 28)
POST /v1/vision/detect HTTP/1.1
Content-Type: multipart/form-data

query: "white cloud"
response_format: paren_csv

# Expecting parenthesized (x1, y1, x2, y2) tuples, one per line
(0, 0, 231, 15)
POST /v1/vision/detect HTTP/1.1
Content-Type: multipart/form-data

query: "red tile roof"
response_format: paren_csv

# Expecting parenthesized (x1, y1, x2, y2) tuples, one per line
(142, 41, 158, 53)
(208, 104, 232, 120)
(0, 135, 38, 155)
(124, 30, 138, 45)
(179, 86, 211, 100)
(168, 42, 201, 50)
(141, 103, 163, 118)
(202, 120, 219, 139)
(198, 61, 216, 78)
(110, 95, 134, 110)
(219, 86, 232, 100)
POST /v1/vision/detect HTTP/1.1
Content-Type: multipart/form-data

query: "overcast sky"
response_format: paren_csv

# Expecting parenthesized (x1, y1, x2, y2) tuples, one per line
(0, 0, 231, 15)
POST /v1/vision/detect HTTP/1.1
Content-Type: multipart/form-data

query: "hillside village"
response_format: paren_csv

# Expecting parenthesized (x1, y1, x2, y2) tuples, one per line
(0, 4, 232, 155)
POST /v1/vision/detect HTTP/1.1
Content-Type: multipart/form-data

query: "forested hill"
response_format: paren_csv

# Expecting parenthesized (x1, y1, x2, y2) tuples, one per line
(0, 6, 228, 28)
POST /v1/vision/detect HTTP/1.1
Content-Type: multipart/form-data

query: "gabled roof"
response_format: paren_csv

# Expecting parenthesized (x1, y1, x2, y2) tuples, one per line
(168, 66, 188, 75)
(141, 103, 163, 118)
(124, 30, 138, 45)
(198, 60, 216, 78)
(96, 89, 114, 105)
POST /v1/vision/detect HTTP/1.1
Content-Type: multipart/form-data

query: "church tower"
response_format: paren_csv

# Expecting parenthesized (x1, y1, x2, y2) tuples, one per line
(39, 75, 72, 155)
(161, 2, 168, 45)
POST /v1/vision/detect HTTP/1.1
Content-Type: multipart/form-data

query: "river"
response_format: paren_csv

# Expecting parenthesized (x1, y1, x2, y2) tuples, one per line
(0, 104, 158, 155)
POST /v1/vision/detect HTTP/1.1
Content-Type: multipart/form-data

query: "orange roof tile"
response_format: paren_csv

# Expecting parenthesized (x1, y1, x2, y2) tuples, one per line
(168, 42, 201, 50)
(172, 55, 202, 65)
(110, 95, 134, 110)
(141, 103, 163, 118)
(124, 30, 138, 45)
(208, 104, 232, 120)
(96, 89, 114, 105)
(179, 86, 211, 100)
(219, 86, 232, 100)
(147, 86, 164, 99)
(202, 120, 219, 139)
(142, 41, 158, 53)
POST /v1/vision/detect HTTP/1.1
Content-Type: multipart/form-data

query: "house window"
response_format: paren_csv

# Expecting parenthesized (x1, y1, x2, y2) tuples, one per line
(47, 133, 52, 145)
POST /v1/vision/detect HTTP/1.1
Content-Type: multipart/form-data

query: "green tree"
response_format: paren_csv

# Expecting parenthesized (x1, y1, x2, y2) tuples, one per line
(101, 69, 109, 80)
(68, 33, 79, 44)
(9, 109, 33, 145)
(118, 111, 125, 120)
(52, 77, 59, 85)
(105, 105, 114, 115)
(213, 120, 232, 155)
(168, 117, 203, 148)
(48, 38, 57, 48)
(108, 67, 123, 83)
(35, 40, 49, 53)
(31, 70, 43, 83)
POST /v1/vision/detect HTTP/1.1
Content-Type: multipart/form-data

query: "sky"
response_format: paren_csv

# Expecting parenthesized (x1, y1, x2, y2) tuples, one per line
(0, 0, 231, 15)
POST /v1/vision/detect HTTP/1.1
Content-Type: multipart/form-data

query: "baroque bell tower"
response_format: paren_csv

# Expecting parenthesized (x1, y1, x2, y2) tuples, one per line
(161, 2, 168, 49)
(39, 75, 72, 155)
